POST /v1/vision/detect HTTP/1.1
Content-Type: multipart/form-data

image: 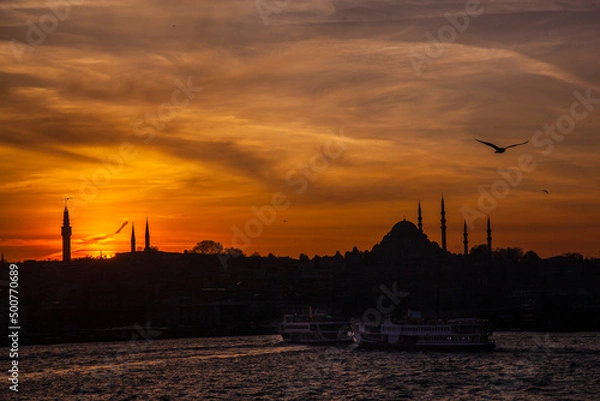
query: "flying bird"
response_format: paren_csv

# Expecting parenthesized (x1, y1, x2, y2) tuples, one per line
(542, 189, 549, 195)
(474, 138, 529, 153)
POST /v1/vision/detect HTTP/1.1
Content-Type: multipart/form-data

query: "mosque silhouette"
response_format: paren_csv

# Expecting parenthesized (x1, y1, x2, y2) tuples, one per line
(61, 196, 494, 263)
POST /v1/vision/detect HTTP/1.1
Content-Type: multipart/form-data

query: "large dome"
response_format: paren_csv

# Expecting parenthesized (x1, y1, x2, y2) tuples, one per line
(390, 219, 420, 237)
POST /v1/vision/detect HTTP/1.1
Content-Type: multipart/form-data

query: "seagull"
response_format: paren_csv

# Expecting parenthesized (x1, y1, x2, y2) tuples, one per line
(474, 138, 529, 153)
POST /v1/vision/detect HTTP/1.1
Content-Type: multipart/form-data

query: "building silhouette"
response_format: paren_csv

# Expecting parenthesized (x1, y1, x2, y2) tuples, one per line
(30, 195, 600, 344)
(61, 204, 71, 262)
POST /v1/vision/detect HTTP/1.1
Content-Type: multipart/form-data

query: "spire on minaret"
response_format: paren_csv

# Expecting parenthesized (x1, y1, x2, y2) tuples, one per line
(144, 217, 150, 251)
(417, 201, 423, 234)
(463, 220, 469, 256)
(131, 223, 136, 253)
(61, 199, 72, 262)
(440, 195, 447, 251)
(487, 215, 492, 259)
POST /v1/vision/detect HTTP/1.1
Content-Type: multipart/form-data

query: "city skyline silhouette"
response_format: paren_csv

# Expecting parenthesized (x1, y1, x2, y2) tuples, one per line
(13, 194, 593, 264)
(2, 190, 598, 262)
(2, 3, 600, 400)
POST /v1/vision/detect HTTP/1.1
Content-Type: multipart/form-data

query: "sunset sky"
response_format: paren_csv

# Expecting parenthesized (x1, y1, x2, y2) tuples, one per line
(1, 0, 599, 261)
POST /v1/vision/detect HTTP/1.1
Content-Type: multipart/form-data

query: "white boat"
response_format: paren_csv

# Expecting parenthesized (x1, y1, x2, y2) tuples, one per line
(280, 309, 353, 344)
(353, 317, 495, 351)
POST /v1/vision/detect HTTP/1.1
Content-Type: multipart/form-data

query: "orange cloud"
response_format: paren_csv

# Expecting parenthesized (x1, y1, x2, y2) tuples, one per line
(1, 1, 599, 261)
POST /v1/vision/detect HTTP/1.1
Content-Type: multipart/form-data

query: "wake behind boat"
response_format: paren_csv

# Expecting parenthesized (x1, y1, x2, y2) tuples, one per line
(280, 309, 353, 344)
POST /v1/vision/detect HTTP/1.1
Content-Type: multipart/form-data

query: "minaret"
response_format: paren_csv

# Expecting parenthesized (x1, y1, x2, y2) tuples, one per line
(131, 223, 136, 253)
(463, 220, 468, 256)
(144, 217, 150, 251)
(487, 216, 492, 259)
(61, 201, 72, 262)
(417, 201, 423, 234)
(440, 196, 447, 251)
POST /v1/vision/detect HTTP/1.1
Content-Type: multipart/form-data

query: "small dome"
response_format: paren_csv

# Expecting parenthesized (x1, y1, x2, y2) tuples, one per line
(390, 219, 419, 236)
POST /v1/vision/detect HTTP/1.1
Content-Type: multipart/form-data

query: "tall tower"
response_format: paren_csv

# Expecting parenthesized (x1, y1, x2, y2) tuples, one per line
(440, 196, 447, 251)
(131, 223, 136, 253)
(417, 201, 423, 234)
(144, 217, 150, 251)
(486, 216, 492, 259)
(61, 201, 72, 262)
(463, 220, 469, 256)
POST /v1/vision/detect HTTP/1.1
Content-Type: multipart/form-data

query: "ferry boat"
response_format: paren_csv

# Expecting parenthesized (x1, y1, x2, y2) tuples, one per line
(280, 309, 353, 344)
(353, 317, 495, 351)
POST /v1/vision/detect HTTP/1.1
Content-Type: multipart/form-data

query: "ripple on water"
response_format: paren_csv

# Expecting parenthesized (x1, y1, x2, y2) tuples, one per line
(16, 332, 600, 400)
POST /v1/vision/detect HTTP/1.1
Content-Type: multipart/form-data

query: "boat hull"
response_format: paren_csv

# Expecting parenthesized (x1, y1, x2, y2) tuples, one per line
(354, 320, 496, 352)
(356, 336, 496, 352)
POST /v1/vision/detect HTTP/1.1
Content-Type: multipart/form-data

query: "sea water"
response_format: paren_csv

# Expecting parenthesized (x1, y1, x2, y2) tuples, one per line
(13, 332, 600, 400)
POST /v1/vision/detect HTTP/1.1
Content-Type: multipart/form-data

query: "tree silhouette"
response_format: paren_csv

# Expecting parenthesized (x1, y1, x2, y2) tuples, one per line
(189, 240, 223, 255)
(469, 244, 490, 260)
(223, 247, 244, 257)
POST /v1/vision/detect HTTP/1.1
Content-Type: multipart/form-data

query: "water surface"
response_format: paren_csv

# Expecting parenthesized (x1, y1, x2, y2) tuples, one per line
(16, 332, 600, 400)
